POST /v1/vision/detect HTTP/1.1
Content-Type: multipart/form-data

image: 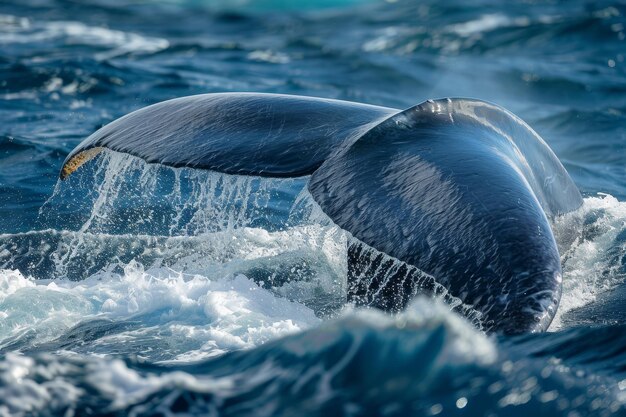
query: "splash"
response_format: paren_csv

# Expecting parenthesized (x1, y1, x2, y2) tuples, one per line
(0, 150, 351, 356)
(5, 149, 624, 351)
(346, 239, 483, 329)
(0, 265, 321, 361)
(551, 194, 626, 329)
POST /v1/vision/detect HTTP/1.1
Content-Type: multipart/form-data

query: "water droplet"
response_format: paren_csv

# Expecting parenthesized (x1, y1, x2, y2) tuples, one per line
(456, 397, 468, 409)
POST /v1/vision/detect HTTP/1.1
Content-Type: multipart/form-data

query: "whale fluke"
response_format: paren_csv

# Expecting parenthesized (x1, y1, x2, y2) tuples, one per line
(59, 93, 583, 334)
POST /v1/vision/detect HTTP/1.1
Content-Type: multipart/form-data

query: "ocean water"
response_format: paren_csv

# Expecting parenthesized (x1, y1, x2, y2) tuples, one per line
(0, 0, 625, 415)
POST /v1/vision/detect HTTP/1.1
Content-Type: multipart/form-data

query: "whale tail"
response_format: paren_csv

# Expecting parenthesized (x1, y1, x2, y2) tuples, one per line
(60, 93, 583, 334)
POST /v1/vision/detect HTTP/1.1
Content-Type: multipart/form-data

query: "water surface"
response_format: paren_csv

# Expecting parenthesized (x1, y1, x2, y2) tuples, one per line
(0, 0, 625, 415)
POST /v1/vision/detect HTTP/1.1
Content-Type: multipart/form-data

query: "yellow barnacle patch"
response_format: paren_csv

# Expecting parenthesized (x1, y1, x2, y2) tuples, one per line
(60, 147, 104, 180)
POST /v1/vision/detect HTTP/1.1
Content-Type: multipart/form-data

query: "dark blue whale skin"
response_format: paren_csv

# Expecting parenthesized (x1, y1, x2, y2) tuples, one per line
(60, 93, 396, 178)
(60, 93, 583, 334)
(309, 99, 583, 333)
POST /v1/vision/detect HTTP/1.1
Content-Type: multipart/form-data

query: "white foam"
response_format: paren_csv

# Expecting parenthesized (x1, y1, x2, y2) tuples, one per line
(0, 269, 35, 300)
(88, 357, 232, 410)
(247, 50, 290, 64)
(0, 14, 169, 60)
(0, 270, 96, 347)
(550, 194, 626, 330)
(0, 264, 321, 360)
(448, 14, 531, 37)
(0, 354, 81, 417)
(0, 352, 231, 416)
(365, 297, 496, 365)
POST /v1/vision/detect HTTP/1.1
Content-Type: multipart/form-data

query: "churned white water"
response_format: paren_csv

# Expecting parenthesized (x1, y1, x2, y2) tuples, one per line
(0, 265, 322, 361)
(0, 150, 625, 360)
(1, 151, 349, 359)
(550, 194, 626, 330)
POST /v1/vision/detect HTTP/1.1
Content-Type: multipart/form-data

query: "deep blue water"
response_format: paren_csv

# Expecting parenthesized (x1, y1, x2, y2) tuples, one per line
(0, 0, 626, 415)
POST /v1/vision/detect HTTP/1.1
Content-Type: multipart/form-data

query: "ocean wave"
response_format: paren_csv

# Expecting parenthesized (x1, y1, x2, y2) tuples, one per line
(1, 298, 624, 417)
(0, 14, 169, 61)
(0, 299, 495, 416)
